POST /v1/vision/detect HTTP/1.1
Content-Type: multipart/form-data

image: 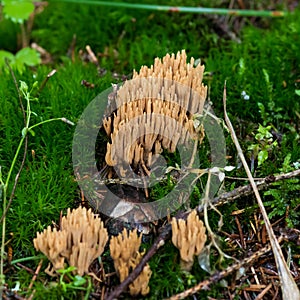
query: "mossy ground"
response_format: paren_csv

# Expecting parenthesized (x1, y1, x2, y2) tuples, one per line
(0, 1, 299, 299)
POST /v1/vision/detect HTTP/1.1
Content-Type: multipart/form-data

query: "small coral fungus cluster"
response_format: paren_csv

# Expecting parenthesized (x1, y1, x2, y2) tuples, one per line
(110, 229, 152, 296)
(34, 206, 152, 296)
(171, 210, 207, 271)
(34, 206, 108, 276)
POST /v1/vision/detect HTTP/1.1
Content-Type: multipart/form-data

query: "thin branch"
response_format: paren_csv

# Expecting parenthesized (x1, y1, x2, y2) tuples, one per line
(37, 69, 57, 95)
(207, 169, 300, 209)
(5, 58, 26, 126)
(222, 82, 299, 300)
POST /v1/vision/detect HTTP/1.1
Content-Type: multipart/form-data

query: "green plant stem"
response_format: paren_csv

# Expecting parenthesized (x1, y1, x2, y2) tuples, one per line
(28, 118, 66, 131)
(11, 255, 45, 265)
(0, 116, 71, 224)
(0, 131, 27, 295)
(2, 137, 26, 203)
(52, 0, 286, 17)
(0, 88, 31, 298)
(0, 187, 6, 297)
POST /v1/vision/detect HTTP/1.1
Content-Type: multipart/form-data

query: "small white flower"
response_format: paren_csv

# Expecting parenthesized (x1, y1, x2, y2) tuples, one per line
(241, 91, 250, 100)
(210, 167, 220, 173)
(218, 172, 225, 182)
(224, 166, 235, 172)
(293, 162, 300, 169)
(12, 282, 20, 292)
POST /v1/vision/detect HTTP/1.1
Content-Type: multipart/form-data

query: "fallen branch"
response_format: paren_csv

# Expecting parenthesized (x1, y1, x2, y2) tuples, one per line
(207, 169, 300, 209)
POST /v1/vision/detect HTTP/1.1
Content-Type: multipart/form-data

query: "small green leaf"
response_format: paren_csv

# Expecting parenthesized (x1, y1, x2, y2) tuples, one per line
(15, 59, 25, 74)
(28, 129, 35, 136)
(32, 81, 39, 89)
(73, 275, 86, 286)
(19, 81, 28, 93)
(238, 57, 245, 76)
(0, 50, 15, 69)
(3, 0, 35, 23)
(262, 68, 269, 84)
(15, 48, 41, 67)
(248, 143, 259, 153)
(295, 90, 300, 96)
(21, 127, 27, 137)
(257, 150, 268, 166)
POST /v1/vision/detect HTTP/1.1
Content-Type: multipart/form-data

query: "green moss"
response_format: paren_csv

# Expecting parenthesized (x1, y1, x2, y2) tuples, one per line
(1, 1, 300, 298)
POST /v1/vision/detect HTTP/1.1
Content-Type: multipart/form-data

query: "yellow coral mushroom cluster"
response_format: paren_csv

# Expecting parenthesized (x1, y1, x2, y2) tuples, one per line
(103, 50, 207, 170)
(171, 210, 207, 271)
(33, 206, 108, 276)
(110, 228, 152, 296)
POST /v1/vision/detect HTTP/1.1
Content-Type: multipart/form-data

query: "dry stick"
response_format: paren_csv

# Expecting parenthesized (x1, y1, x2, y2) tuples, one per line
(26, 259, 43, 300)
(5, 58, 26, 124)
(37, 69, 57, 95)
(86, 45, 99, 66)
(255, 283, 273, 300)
(28, 259, 43, 290)
(222, 82, 300, 300)
(166, 239, 279, 300)
(208, 169, 300, 208)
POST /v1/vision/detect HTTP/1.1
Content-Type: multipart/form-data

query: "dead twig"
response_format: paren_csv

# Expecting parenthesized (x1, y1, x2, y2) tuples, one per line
(31, 43, 52, 64)
(37, 69, 57, 95)
(67, 34, 77, 62)
(28, 259, 43, 290)
(255, 282, 273, 300)
(206, 169, 300, 209)
(86, 45, 99, 66)
(222, 81, 300, 300)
